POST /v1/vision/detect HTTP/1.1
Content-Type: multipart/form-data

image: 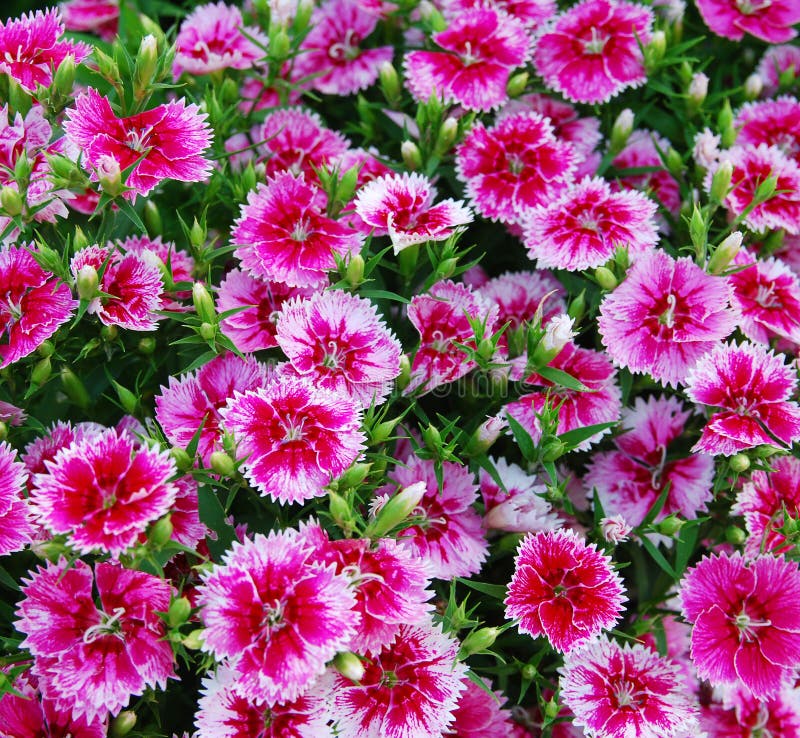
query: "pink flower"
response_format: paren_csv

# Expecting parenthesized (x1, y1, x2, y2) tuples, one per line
(354, 172, 473, 254)
(119, 234, 195, 310)
(221, 373, 365, 504)
(0, 245, 76, 367)
(505, 529, 627, 652)
(0, 8, 90, 92)
(600, 515, 633, 543)
(295, 0, 393, 95)
(16, 558, 174, 722)
(598, 249, 738, 387)
(61, 0, 119, 41)
(524, 177, 659, 271)
(735, 97, 800, 166)
(694, 0, 800, 42)
(443, 0, 556, 29)
(477, 269, 566, 330)
(155, 353, 269, 466)
(445, 676, 519, 737)
(63, 88, 212, 197)
(325, 621, 467, 738)
(232, 171, 363, 288)
(533, 0, 653, 104)
(276, 290, 401, 408)
(700, 685, 800, 738)
(456, 112, 577, 224)
(31, 427, 177, 556)
(685, 341, 800, 456)
(404, 6, 530, 112)
(0, 441, 33, 556)
(174, 2, 268, 77)
(758, 45, 800, 96)
(559, 636, 698, 738)
(680, 552, 800, 698)
(198, 529, 359, 705)
(22, 420, 103, 481)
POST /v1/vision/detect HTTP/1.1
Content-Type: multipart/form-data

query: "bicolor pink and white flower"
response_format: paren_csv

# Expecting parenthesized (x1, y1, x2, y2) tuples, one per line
(445, 676, 520, 737)
(61, 0, 119, 41)
(477, 269, 566, 330)
(119, 234, 195, 310)
(735, 97, 800, 166)
(700, 685, 800, 738)
(694, 0, 800, 42)
(0, 441, 33, 556)
(758, 44, 800, 96)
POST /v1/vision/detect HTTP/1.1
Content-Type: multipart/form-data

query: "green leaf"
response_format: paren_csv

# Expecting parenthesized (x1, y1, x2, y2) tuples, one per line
(359, 289, 410, 304)
(537, 366, 593, 392)
(115, 197, 147, 232)
(640, 536, 677, 579)
(506, 413, 536, 461)
(674, 519, 702, 575)
(640, 481, 672, 528)
(558, 421, 617, 449)
(197, 484, 236, 560)
(456, 577, 507, 600)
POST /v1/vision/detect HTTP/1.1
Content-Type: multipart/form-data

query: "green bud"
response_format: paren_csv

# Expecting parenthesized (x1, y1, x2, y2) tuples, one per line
(420, 1, 447, 31)
(708, 231, 743, 274)
(53, 55, 76, 97)
(689, 205, 707, 256)
(422, 424, 442, 450)
(365, 481, 426, 539)
(609, 108, 634, 154)
(0, 421, 7, 442)
(113, 381, 138, 415)
(666, 147, 683, 177)
(189, 218, 206, 249)
(101, 324, 118, 343)
(60, 366, 90, 409)
(370, 418, 398, 445)
(38, 339, 55, 357)
(434, 116, 459, 155)
(293, 0, 314, 33)
(594, 266, 618, 291)
(520, 663, 537, 681)
(779, 65, 796, 90)
(783, 517, 798, 536)
(744, 73, 763, 101)
(334, 651, 365, 682)
(544, 698, 560, 721)
(338, 462, 371, 489)
(644, 30, 666, 68)
(72, 226, 89, 252)
(754, 174, 778, 203)
(143, 200, 162, 235)
(138, 336, 156, 354)
(540, 439, 566, 462)
(434, 257, 458, 281)
(183, 629, 205, 650)
(506, 71, 528, 98)
(31, 356, 52, 385)
(401, 140, 422, 172)
(567, 290, 586, 322)
(0, 186, 22, 217)
(397, 354, 411, 391)
(338, 165, 360, 205)
(329, 490, 351, 526)
(459, 626, 499, 657)
(210, 450, 236, 477)
(477, 338, 495, 362)
(167, 597, 192, 627)
(346, 254, 365, 289)
(170, 446, 193, 472)
(199, 322, 216, 341)
(149, 515, 174, 547)
(725, 525, 746, 546)
(110, 711, 137, 738)
(729, 452, 751, 473)
(710, 160, 733, 203)
(687, 72, 709, 109)
(192, 282, 216, 324)
(718, 100, 736, 148)
(220, 77, 239, 106)
(656, 514, 684, 537)
(754, 445, 780, 458)
(379, 61, 401, 106)
(76, 264, 99, 300)
(464, 416, 505, 457)
(270, 27, 291, 62)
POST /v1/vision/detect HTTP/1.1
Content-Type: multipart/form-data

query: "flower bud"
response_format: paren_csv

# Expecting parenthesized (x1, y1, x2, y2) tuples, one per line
(609, 108, 634, 154)
(338, 462, 371, 489)
(434, 257, 458, 281)
(434, 116, 459, 155)
(459, 627, 499, 657)
(110, 711, 137, 738)
(31, 356, 52, 385)
(53, 54, 76, 96)
(183, 629, 205, 650)
(689, 205, 707, 255)
(600, 514, 632, 543)
(138, 336, 156, 354)
(0, 186, 22, 216)
(710, 160, 733, 203)
(0, 421, 7, 442)
(520, 663, 537, 681)
(294, 0, 315, 33)
(113, 381, 138, 415)
(334, 651, 365, 682)
(135, 35, 159, 91)
(567, 290, 586, 322)
(270, 26, 291, 62)
(170, 446, 193, 472)
(401, 140, 422, 172)
(97, 154, 123, 197)
(199, 322, 216, 341)
(644, 30, 666, 68)
(379, 61, 401, 106)
(329, 490, 351, 526)
(708, 231, 743, 274)
(744, 73, 763, 100)
(149, 515, 174, 547)
(189, 218, 206, 249)
(656, 514, 683, 537)
(210, 450, 236, 477)
(397, 353, 411, 391)
(167, 596, 192, 627)
(464, 415, 506, 456)
(718, 100, 737, 148)
(687, 72, 708, 109)
(370, 418, 399, 445)
(725, 525, 746, 546)
(346, 254, 365, 289)
(365, 481, 426, 539)
(754, 174, 778, 203)
(506, 71, 528, 98)
(419, 0, 447, 31)
(422, 424, 442, 451)
(143, 200, 162, 235)
(540, 439, 566, 462)
(594, 266, 618, 290)
(60, 366, 90, 409)
(729, 452, 751, 473)
(532, 314, 575, 366)
(76, 264, 99, 300)
(666, 147, 683, 177)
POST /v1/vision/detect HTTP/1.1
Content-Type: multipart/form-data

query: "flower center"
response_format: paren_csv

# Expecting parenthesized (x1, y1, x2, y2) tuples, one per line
(657, 293, 677, 329)
(261, 599, 287, 632)
(126, 126, 152, 153)
(735, 0, 771, 14)
(614, 679, 644, 709)
(381, 670, 399, 688)
(735, 609, 771, 642)
(507, 154, 525, 176)
(755, 281, 780, 309)
(281, 415, 306, 443)
(329, 30, 361, 62)
(460, 41, 478, 67)
(83, 606, 126, 644)
(322, 339, 341, 369)
(583, 26, 608, 55)
(290, 217, 311, 242)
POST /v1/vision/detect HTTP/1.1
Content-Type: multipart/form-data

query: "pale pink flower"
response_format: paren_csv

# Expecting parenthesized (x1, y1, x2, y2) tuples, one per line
(735, 97, 800, 166)
(0, 399, 25, 427)
(232, 171, 363, 288)
(276, 290, 401, 408)
(174, 2, 268, 77)
(0, 441, 33, 556)
(16, 558, 174, 722)
(198, 529, 359, 705)
(694, 127, 723, 169)
(404, 6, 530, 112)
(505, 529, 627, 652)
(63, 88, 212, 197)
(119, 234, 195, 310)
(700, 685, 800, 738)
(221, 373, 365, 504)
(600, 515, 633, 543)
(478, 269, 566, 330)
(685, 341, 800, 456)
(758, 45, 800, 96)
(560, 636, 699, 738)
(680, 552, 800, 698)
(445, 676, 519, 737)
(354, 172, 473, 254)
(456, 112, 577, 224)
(0, 8, 90, 92)
(694, 0, 800, 42)
(238, 73, 302, 114)
(0, 245, 76, 368)
(598, 249, 738, 387)
(61, 0, 119, 41)
(533, 0, 653, 105)
(155, 353, 270, 466)
(325, 621, 467, 738)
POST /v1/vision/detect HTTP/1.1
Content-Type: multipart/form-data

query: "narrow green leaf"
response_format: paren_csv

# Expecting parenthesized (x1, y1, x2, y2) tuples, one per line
(537, 366, 593, 392)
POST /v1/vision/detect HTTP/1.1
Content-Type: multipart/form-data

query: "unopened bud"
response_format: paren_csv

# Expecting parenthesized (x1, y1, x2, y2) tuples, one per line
(754, 174, 778, 203)
(687, 72, 708, 108)
(656, 514, 683, 537)
(379, 61, 401, 106)
(419, 0, 447, 31)
(718, 100, 737, 147)
(199, 322, 216, 341)
(110, 711, 137, 738)
(329, 490, 351, 525)
(60, 366, 90, 408)
(31, 356, 52, 385)
(73, 226, 89, 252)
(338, 462, 371, 489)
(346, 254, 365, 289)
(170, 446, 193, 472)
(600, 514, 632, 543)
(365, 481, 426, 539)
(754, 444, 779, 458)
(594, 266, 618, 290)
(710, 160, 733, 203)
(725, 525, 746, 546)
(729, 452, 751, 473)
(401, 140, 422, 172)
(540, 439, 566, 462)
(0, 186, 22, 216)
(610, 108, 635, 154)
(465, 415, 506, 456)
(506, 71, 528, 98)
(0, 421, 7, 442)
(567, 290, 586, 322)
(53, 55, 76, 96)
(210, 450, 236, 477)
(370, 418, 399, 445)
(138, 336, 156, 354)
(192, 282, 216, 324)
(270, 26, 291, 62)
(434, 116, 459, 155)
(76, 264, 99, 300)
(183, 629, 204, 650)
(460, 626, 499, 657)
(149, 515, 174, 547)
(645, 30, 666, 67)
(96, 154, 123, 197)
(396, 353, 411, 391)
(744, 73, 763, 100)
(167, 597, 192, 627)
(38, 340, 55, 357)
(532, 314, 575, 367)
(422, 424, 442, 450)
(189, 218, 206, 249)
(143, 200, 162, 235)
(520, 663, 537, 681)
(334, 651, 365, 682)
(689, 205, 707, 255)
(708, 231, 743, 274)
(666, 147, 683, 177)
(434, 257, 458, 281)
(113, 381, 138, 415)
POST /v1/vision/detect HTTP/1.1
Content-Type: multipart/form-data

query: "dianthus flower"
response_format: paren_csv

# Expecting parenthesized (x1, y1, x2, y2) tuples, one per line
(173, 2, 267, 77)
(354, 172, 473, 254)
(735, 97, 800, 166)
(524, 177, 659, 271)
(118, 234, 195, 310)
(404, 6, 529, 112)
(0, 8, 90, 91)
(456, 112, 577, 224)
(598, 249, 738, 387)
(560, 636, 699, 738)
(232, 171, 363, 288)
(222, 373, 365, 504)
(680, 552, 800, 698)
(477, 269, 566, 329)
(0, 441, 33, 556)
(533, 0, 653, 105)
(325, 621, 467, 738)
(758, 45, 800, 96)
(63, 88, 212, 197)
(694, 0, 800, 42)
(700, 685, 800, 738)
(0, 245, 76, 367)
(276, 290, 401, 408)
(16, 558, 174, 722)
(61, 0, 119, 41)
(445, 676, 519, 737)
(505, 529, 627, 652)
(198, 530, 359, 705)
(156, 353, 270, 466)
(22, 420, 102, 481)
(685, 341, 800, 456)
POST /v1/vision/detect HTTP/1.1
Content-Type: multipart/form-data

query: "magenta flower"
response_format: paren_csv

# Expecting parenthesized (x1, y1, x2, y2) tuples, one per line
(0, 441, 34, 556)
(445, 677, 519, 737)
(560, 636, 699, 738)
(31, 427, 177, 556)
(758, 45, 800, 97)
(0, 8, 90, 92)
(354, 172, 473, 254)
(222, 373, 365, 504)
(533, 0, 653, 104)
(685, 341, 800, 456)
(325, 621, 467, 738)
(61, 0, 119, 41)
(276, 290, 402, 408)
(155, 353, 270, 466)
(404, 6, 529, 112)
(456, 112, 577, 224)
(198, 529, 359, 705)
(16, 558, 174, 722)
(505, 529, 627, 652)
(0, 245, 76, 368)
(119, 234, 195, 310)
(736, 97, 800, 166)
(680, 552, 800, 698)
(598, 249, 739, 387)
(477, 269, 566, 330)
(694, 0, 800, 42)
(63, 88, 212, 197)
(232, 171, 363, 288)
(174, 1, 268, 77)
(443, 0, 556, 29)
(524, 177, 659, 271)
(700, 685, 800, 737)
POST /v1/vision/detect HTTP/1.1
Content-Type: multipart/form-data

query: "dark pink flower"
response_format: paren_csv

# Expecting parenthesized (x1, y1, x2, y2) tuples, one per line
(0, 8, 90, 92)
(0, 245, 76, 368)
(443, 0, 556, 29)
(445, 676, 519, 737)
(758, 45, 800, 96)
(198, 529, 359, 705)
(119, 234, 195, 310)
(61, 0, 119, 41)
(685, 341, 800, 456)
(63, 88, 212, 197)
(533, 0, 653, 104)
(524, 177, 659, 271)
(700, 685, 800, 738)
(16, 558, 174, 721)
(680, 552, 800, 698)
(560, 636, 698, 738)
(0, 441, 33, 556)
(477, 269, 566, 330)
(505, 529, 627, 652)
(404, 6, 529, 112)
(22, 421, 103, 482)
(694, 0, 800, 42)
(598, 249, 738, 387)
(736, 97, 800, 166)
